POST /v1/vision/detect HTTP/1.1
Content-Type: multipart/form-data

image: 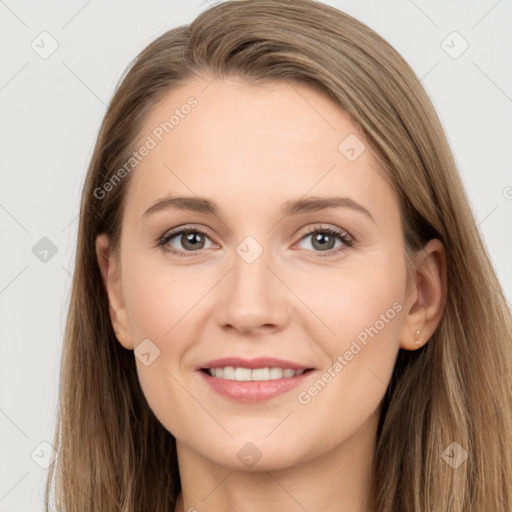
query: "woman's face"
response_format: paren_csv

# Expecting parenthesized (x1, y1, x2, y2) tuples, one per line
(98, 76, 420, 471)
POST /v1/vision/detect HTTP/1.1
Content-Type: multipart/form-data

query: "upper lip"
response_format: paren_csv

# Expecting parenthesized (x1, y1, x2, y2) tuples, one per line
(198, 357, 314, 371)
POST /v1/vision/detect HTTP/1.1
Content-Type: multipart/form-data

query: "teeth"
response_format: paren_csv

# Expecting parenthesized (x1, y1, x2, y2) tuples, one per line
(207, 366, 307, 381)
(251, 368, 270, 381)
(234, 367, 252, 381)
(223, 366, 235, 380)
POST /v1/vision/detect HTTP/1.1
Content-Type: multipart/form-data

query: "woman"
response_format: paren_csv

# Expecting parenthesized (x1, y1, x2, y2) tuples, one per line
(45, 0, 512, 510)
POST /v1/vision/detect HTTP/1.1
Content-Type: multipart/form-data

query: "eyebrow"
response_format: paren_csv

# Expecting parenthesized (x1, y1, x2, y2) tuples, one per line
(143, 195, 375, 222)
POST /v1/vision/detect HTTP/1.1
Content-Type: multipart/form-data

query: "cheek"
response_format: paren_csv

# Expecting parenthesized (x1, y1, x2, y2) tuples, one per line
(300, 249, 406, 351)
(122, 254, 210, 341)
(294, 250, 406, 419)
(121, 257, 207, 437)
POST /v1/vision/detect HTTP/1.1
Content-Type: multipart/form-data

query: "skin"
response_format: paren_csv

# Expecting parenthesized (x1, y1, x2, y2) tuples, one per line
(96, 76, 446, 512)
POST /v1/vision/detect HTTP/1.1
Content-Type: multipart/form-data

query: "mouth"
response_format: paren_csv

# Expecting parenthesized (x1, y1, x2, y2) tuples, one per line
(200, 366, 315, 381)
(196, 357, 317, 403)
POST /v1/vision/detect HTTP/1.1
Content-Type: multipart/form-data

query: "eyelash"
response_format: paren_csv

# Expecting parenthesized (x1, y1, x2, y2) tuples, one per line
(156, 223, 354, 259)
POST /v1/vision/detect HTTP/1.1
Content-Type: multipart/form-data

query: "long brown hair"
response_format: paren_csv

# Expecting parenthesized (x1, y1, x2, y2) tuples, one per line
(45, 0, 512, 510)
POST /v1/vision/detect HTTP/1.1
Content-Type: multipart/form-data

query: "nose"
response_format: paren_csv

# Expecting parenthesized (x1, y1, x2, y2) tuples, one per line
(215, 247, 291, 336)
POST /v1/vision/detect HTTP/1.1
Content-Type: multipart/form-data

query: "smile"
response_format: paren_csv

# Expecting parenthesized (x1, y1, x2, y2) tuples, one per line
(204, 366, 308, 381)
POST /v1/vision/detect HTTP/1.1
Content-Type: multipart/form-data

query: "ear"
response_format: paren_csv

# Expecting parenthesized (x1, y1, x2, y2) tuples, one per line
(399, 238, 447, 350)
(95, 233, 134, 350)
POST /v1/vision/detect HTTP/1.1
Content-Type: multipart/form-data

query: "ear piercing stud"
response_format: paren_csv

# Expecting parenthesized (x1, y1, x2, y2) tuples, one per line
(415, 330, 421, 345)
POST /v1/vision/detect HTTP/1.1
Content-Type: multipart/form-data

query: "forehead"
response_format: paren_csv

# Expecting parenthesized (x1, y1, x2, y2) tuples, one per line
(139, 76, 356, 155)
(123, 76, 395, 221)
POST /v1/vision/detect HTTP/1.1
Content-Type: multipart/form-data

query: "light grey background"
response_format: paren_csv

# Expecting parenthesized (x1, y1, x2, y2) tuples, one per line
(1, 0, 511, 509)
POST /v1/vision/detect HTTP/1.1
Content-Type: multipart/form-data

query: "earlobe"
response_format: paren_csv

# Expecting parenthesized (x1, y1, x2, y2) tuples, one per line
(399, 238, 447, 351)
(95, 234, 134, 350)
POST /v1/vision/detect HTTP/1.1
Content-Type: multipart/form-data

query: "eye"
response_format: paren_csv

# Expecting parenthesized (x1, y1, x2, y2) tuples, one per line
(157, 225, 217, 257)
(157, 223, 354, 258)
(295, 224, 353, 257)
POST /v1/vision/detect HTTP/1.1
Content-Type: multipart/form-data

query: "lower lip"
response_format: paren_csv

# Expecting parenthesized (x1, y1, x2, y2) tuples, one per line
(198, 370, 314, 403)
